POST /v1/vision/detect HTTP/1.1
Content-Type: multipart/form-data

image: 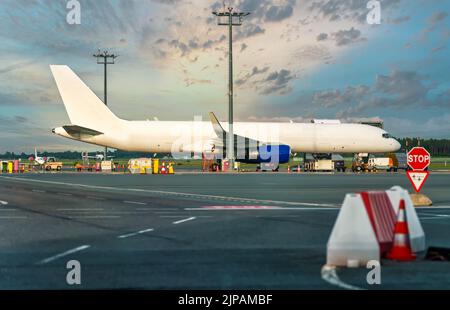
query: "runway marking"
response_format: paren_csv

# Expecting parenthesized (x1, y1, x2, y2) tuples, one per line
(0, 209, 17, 211)
(69, 215, 121, 219)
(136, 208, 179, 211)
(86, 196, 106, 200)
(31, 189, 46, 193)
(419, 216, 450, 220)
(161, 215, 212, 218)
(0, 200, 8, 206)
(70, 211, 154, 215)
(58, 208, 105, 211)
(0, 176, 337, 208)
(36, 245, 90, 265)
(118, 228, 154, 239)
(419, 212, 450, 217)
(416, 206, 450, 209)
(321, 265, 364, 290)
(0, 216, 27, 219)
(124, 200, 147, 205)
(173, 216, 196, 224)
(186, 206, 338, 211)
(199, 206, 281, 210)
(257, 215, 301, 218)
(58, 193, 73, 197)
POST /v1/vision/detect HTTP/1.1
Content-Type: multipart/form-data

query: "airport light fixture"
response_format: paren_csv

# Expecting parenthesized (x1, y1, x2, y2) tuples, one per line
(93, 50, 118, 160)
(212, 7, 250, 170)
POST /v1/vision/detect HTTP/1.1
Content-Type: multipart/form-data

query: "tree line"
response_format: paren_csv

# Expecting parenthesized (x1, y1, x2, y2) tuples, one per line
(397, 138, 450, 156)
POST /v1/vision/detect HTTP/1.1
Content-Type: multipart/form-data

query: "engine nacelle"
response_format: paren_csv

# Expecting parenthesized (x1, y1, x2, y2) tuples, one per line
(237, 144, 291, 164)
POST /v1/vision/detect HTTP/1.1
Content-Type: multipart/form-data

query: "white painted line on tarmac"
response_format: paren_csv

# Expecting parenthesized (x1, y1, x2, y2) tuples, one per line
(257, 215, 301, 218)
(86, 196, 106, 200)
(185, 206, 338, 211)
(416, 206, 450, 209)
(124, 200, 147, 205)
(70, 211, 152, 215)
(118, 228, 154, 239)
(58, 208, 105, 211)
(0, 176, 337, 208)
(418, 212, 450, 217)
(161, 215, 212, 218)
(419, 217, 450, 220)
(321, 265, 364, 290)
(31, 189, 46, 193)
(173, 216, 196, 225)
(0, 200, 8, 206)
(58, 193, 73, 196)
(136, 208, 179, 211)
(36, 245, 90, 265)
(0, 216, 27, 219)
(69, 215, 120, 219)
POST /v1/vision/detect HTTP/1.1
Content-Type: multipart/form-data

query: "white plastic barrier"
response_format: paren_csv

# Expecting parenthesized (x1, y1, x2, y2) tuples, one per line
(327, 187, 426, 267)
(327, 193, 380, 267)
(386, 186, 426, 252)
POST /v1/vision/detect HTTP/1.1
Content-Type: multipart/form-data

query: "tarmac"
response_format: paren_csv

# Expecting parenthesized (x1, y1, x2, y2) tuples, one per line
(0, 172, 449, 289)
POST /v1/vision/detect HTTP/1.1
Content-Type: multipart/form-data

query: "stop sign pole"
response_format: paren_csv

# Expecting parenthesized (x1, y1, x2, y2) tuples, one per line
(406, 147, 430, 193)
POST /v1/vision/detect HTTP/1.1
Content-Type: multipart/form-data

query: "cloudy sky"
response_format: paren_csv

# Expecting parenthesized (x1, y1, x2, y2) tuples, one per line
(0, 0, 449, 152)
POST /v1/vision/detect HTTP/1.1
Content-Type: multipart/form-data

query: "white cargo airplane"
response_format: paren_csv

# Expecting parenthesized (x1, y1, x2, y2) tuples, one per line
(33, 148, 46, 165)
(50, 65, 400, 164)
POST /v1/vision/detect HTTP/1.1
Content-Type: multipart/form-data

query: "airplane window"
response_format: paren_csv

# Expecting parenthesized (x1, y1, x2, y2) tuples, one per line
(382, 133, 391, 139)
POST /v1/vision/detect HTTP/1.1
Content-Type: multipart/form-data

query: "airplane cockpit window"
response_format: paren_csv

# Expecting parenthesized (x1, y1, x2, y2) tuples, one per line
(382, 133, 392, 139)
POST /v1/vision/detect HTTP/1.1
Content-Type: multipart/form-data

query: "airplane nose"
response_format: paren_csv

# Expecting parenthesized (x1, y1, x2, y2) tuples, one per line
(391, 139, 401, 151)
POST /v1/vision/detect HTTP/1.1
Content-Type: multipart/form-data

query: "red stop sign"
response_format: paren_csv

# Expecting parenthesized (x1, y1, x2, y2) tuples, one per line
(407, 147, 430, 171)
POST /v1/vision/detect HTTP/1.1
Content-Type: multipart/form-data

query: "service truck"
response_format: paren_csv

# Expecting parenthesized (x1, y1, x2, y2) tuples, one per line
(368, 157, 395, 172)
(44, 157, 63, 171)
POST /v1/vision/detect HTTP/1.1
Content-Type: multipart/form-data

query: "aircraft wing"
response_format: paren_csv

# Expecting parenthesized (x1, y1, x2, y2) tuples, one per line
(208, 112, 261, 145)
(208, 112, 292, 164)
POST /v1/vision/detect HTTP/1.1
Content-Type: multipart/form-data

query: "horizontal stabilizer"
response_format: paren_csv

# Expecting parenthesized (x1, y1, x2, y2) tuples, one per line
(63, 125, 103, 138)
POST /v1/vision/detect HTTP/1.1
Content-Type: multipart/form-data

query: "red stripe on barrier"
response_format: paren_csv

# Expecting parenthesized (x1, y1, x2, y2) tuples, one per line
(360, 191, 397, 255)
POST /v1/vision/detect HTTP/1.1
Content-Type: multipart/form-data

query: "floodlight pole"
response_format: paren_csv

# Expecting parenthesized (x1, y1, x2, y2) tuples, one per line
(213, 8, 250, 170)
(93, 50, 118, 160)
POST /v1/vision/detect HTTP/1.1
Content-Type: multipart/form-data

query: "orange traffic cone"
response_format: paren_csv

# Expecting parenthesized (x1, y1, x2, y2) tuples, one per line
(287, 165, 291, 173)
(297, 164, 301, 173)
(386, 199, 416, 261)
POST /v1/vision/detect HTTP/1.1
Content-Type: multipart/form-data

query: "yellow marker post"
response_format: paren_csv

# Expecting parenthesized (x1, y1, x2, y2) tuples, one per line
(7, 162, 13, 174)
(152, 159, 159, 174)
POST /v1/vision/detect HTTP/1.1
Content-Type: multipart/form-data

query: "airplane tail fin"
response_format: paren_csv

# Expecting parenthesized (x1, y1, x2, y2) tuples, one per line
(50, 65, 121, 131)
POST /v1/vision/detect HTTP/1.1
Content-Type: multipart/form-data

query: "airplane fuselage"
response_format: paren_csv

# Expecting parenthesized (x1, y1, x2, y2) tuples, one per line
(54, 120, 401, 154)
